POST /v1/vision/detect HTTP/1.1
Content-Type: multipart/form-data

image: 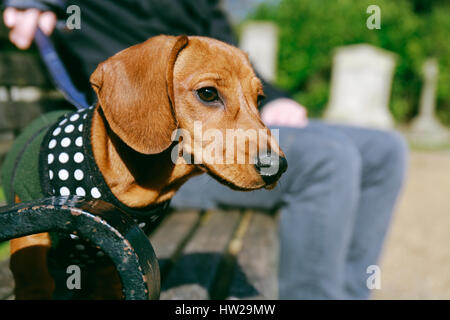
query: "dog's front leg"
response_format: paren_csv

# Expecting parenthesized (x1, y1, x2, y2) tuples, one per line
(9, 196, 55, 300)
(10, 233, 55, 300)
(91, 264, 123, 300)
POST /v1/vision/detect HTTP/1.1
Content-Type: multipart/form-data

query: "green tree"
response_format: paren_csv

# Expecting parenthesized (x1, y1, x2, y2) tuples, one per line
(246, 0, 450, 124)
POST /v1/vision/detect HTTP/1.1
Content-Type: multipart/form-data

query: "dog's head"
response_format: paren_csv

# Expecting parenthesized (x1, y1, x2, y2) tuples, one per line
(90, 35, 287, 191)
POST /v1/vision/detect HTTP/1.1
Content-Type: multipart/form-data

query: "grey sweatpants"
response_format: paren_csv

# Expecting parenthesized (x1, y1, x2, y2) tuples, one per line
(170, 121, 408, 299)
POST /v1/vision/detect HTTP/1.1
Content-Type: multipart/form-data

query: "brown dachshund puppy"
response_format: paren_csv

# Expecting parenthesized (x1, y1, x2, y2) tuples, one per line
(9, 35, 287, 299)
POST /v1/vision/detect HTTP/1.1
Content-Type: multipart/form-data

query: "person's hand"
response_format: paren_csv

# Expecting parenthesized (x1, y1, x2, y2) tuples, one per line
(261, 98, 308, 128)
(3, 7, 57, 50)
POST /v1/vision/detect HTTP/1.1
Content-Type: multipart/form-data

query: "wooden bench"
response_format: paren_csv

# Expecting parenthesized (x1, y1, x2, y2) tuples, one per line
(151, 207, 278, 300)
(0, 202, 278, 300)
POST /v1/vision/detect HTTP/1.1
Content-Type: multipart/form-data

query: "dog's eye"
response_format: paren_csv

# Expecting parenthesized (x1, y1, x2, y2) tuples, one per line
(197, 87, 219, 103)
(257, 94, 266, 106)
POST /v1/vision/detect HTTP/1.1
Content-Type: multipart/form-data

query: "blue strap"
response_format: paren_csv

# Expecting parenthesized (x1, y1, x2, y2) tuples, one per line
(34, 28, 90, 110)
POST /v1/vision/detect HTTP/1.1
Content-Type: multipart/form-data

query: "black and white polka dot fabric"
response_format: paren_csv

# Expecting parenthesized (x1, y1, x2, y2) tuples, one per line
(39, 106, 169, 268)
(41, 107, 98, 200)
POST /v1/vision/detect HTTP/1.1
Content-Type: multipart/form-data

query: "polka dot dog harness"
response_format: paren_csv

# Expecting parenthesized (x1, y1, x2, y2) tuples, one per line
(39, 106, 169, 268)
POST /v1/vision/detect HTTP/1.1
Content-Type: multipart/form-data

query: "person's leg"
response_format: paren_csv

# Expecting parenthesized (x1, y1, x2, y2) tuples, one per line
(171, 123, 363, 299)
(328, 125, 408, 299)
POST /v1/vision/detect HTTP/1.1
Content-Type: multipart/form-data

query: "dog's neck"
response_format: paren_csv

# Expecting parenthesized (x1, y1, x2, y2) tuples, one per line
(90, 107, 202, 208)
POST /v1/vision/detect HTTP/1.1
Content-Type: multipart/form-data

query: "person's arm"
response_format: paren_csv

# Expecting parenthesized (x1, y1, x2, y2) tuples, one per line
(3, 0, 65, 13)
(2, 0, 64, 49)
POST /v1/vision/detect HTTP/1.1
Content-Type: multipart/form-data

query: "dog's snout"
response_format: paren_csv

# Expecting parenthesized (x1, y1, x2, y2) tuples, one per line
(254, 153, 288, 185)
(278, 156, 288, 174)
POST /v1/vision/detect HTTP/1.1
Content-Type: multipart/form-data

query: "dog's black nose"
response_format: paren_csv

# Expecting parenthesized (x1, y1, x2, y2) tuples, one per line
(255, 153, 288, 185)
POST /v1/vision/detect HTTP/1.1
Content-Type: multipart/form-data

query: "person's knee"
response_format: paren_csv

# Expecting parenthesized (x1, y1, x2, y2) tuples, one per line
(385, 131, 408, 167)
(368, 130, 408, 182)
(282, 128, 362, 192)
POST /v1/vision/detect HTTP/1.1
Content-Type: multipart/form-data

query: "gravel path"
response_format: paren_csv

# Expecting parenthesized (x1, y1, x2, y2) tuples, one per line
(373, 150, 450, 299)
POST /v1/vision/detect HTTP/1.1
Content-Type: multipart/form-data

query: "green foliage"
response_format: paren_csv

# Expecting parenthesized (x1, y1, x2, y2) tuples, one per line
(0, 186, 7, 260)
(0, 242, 8, 261)
(246, 0, 450, 124)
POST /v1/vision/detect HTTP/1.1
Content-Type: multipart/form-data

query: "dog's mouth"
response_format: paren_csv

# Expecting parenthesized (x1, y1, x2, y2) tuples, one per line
(263, 182, 278, 190)
(198, 164, 266, 192)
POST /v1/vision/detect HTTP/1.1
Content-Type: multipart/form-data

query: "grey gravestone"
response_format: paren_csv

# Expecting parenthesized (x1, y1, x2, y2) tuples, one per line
(325, 44, 396, 129)
(409, 58, 449, 146)
(239, 22, 278, 83)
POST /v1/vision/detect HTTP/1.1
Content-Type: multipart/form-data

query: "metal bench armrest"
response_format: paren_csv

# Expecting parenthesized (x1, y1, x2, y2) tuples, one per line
(0, 196, 160, 300)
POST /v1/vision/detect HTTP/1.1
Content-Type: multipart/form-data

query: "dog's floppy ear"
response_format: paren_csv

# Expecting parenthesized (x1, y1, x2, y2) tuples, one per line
(90, 35, 189, 154)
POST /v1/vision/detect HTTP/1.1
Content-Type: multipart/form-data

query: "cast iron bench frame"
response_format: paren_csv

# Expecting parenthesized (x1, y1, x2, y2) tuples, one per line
(0, 196, 161, 299)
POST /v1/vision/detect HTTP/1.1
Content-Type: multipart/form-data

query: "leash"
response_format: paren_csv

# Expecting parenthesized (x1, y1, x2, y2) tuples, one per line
(34, 27, 90, 110)
(34, 28, 171, 218)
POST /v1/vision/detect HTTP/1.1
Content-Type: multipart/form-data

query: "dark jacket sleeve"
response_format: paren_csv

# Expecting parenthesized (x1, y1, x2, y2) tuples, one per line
(2, 0, 291, 110)
(2, 0, 66, 16)
(205, 0, 291, 110)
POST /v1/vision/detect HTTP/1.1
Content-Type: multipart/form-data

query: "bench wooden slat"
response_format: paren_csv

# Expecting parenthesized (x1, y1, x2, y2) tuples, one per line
(149, 210, 201, 275)
(227, 212, 278, 300)
(0, 53, 49, 87)
(0, 102, 44, 131)
(0, 258, 13, 300)
(0, 210, 280, 300)
(160, 210, 240, 300)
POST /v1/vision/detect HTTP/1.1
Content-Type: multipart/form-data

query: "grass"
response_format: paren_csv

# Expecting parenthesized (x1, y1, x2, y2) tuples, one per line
(0, 186, 4, 203)
(396, 125, 450, 152)
(409, 142, 450, 152)
(0, 242, 8, 260)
